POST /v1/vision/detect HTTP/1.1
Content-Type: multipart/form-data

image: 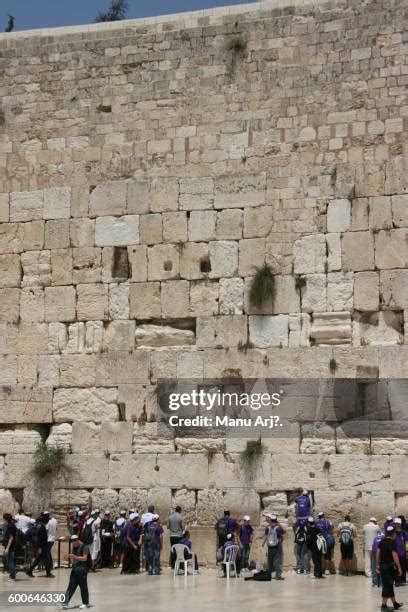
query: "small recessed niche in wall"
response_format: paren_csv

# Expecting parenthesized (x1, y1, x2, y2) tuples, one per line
(112, 247, 130, 280)
(164, 260, 173, 272)
(200, 256, 211, 273)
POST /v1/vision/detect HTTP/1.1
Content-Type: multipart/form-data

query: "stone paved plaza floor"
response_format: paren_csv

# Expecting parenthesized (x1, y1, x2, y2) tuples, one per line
(0, 568, 403, 612)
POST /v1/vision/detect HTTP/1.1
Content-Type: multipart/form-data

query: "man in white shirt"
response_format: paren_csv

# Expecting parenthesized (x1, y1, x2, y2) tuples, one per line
(44, 511, 58, 571)
(141, 505, 155, 527)
(90, 510, 101, 570)
(15, 511, 31, 534)
(363, 517, 381, 577)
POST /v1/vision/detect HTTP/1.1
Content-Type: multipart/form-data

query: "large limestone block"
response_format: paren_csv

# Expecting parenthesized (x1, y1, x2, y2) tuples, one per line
(328, 456, 390, 492)
(209, 241, 238, 278)
(147, 244, 180, 281)
(53, 454, 109, 488)
(196, 489, 224, 526)
(150, 177, 179, 213)
(72, 422, 101, 454)
(391, 456, 408, 489)
(310, 312, 351, 345)
(45, 286, 76, 322)
(118, 488, 149, 513)
(10, 190, 43, 222)
(89, 181, 127, 217)
(101, 422, 133, 453)
(53, 387, 119, 423)
(371, 422, 408, 455)
(162, 212, 187, 243)
(189, 281, 219, 316)
(127, 180, 149, 215)
(300, 423, 336, 455)
(135, 324, 194, 347)
(392, 195, 408, 228)
(44, 219, 70, 250)
(70, 218, 95, 247)
(46, 423, 72, 451)
(43, 187, 71, 219)
(95, 351, 150, 385)
(301, 274, 327, 313)
(174, 438, 225, 454)
(313, 490, 361, 525)
(216, 209, 243, 240)
(139, 213, 163, 245)
(380, 270, 408, 310)
(188, 210, 216, 242)
(327, 272, 353, 311)
(76, 284, 109, 320)
(129, 282, 161, 319)
(375, 229, 408, 269)
(85, 321, 103, 353)
(180, 242, 209, 280)
(108, 454, 158, 488)
(214, 174, 266, 208)
(209, 452, 270, 489)
(177, 351, 204, 378)
(293, 234, 326, 274)
(72, 248, 101, 284)
(336, 422, 370, 455)
(0, 223, 24, 254)
(3, 454, 34, 488)
(219, 277, 244, 315)
(243, 206, 272, 238)
(270, 455, 330, 490)
(0, 254, 21, 288)
(326, 233, 342, 271)
(179, 178, 214, 210)
(20, 287, 44, 323)
(0, 429, 42, 454)
(51, 249, 73, 286)
(7, 323, 48, 354)
(95, 215, 139, 246)
(103, 320, 135, 352)
(90, 488, 119, 513)
(249, 315, 289, 348)
(109, 283, 129, 319)
(0, 387, 52, 423)
(48, 323, 68, 354)
(273, 276, 300, 314)
(0, 489, 18, 516)
(0, 194, 8, 223)
(128, 246, 147, 282)
(384, 156, 408, 195)
(0, 288, 20, 323)
(161, 280, 189, 318)
(355, 162, 385, 197)
(342, 231, 374, 271)
(327, 199, 351, 233)
(238, 239, 265, 277)
(289, 313, 311, 348)
(196, 315, 247, 348)
(387, 381, 408, 420)
(368, 196, 393, 231)
(21, 251, 50, 287)
(22, 220, 44, 252)
(133, 423, 174, 454)
(354, 272, 379, 311)
(353, 311, 403, 346)
(351, 198, 369, 231)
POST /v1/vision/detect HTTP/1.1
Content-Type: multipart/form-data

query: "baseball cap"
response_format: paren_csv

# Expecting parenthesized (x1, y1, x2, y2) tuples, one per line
(394, 518, 402, 524)
(318, 512, 324, 517)
(227, 534, 232, 540)
(386, 516, 393, 521)
(270, 514, 277, 521)
(242, 515, 251, 521)
(387, 526, 395, 533)
(129, 512, 138, 521)
(302, 489, 308, 495)
(370, 517, 377, 522)
(307, 517, 315, 523)
(105, 510, 111, 515)
(71, 535, 79, 541)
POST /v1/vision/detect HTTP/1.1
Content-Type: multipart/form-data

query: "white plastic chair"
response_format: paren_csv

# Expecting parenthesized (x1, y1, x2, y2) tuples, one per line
(172, 544, 194, 577)
(222, 544, 239, 579)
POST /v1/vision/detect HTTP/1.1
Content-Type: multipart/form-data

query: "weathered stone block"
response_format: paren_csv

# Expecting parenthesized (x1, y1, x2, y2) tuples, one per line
(342, 231, 374, 271)
(0, 288, 20, 323)
(310, 312, 352, 345)
(0, 193, 9, 223)
(23, 221, 44, 251)
(327, 272, 353, 311)
(150, 177, 179, 212)
(188, 210, 216, 242)
(46, 423, 72, 451)
(109, 282, 129, 319)
(392, 195, 408, 228)
(101, 422, 133, 453)
(72, 422, 101, 453)
(10, 190, 43, 222)
(238, 238, 265, 277)
(51, 249, 73, 286)
(95, 352, 150, 385)
(196, 315, 247, 348)
(44, 219, 70, 249)
(161, 280, 190, 318)
(326, 233, 342, 271)
(135, 324, 194, 347)
(384, 156, 408, 195)
(301, 274, 327, 313)
(0, 254, 21, 288)
(43, 187, 71, 220)
(139, 213, 163, 245)
(90, 181, 127, 217)
(380, 270, 408, 310)
(293, 234, 326, 274)
(70, 218, 95, 247)
(162, 212, 187, 243)
(289, 313, 311, 347)
(59, 354, 97, 387)
(249, 315, 289, 348)
(219, 277, 244, 315)
(368, 196, 392, 231)
(21, 250, 50, 287)
(354, 272, 379, 311)
(127, 180, 149, 215)
(351, 198, 369, 231)
(327, 199, 351, 233)
(214, 174, 265, 208)
(180, 242, 209, 280)
(273, 276, 300, 314)
(353, 311, 403, 347)
(0, 387, 52, 423)
(355, 163, 385, 197)
(45, 286, 76, 322)
(129, 282, 161, 319)
(103, 320, 135, 352)
(209, 241, 238, 278)
(375, 229, 408, 269)
(53, 387, 119, 423)
(0, 429, 41, 454)
(20, 287, 44, 322)
(189, 281, 218, 316)
(95, 215, 139, 246)
(128, 245, 147, 282)
(76, 284, 109, 320)
(147, 244, 180, 280)
(0, 223, 24, 254)
(216, 209, 243, 240)
(72, 248, 101, 284)
(179, 178, 213, 211)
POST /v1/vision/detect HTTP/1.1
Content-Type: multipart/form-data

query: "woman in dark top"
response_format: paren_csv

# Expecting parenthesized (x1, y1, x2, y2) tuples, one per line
(376, 526, 403, 611)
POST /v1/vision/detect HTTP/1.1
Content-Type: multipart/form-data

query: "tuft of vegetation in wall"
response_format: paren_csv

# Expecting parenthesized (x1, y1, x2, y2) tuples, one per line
(227, 36, 247, 53)
(249, 263, 275, 308)
(240, 438, 265, 476)
(32, 442, 66, 478)
(329, 358, 338, 374)
(295, 275, 307, 292)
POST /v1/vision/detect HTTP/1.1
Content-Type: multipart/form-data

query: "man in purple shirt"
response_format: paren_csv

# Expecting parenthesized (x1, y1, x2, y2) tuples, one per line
(263, 514, 285, 580)
(215, 510, 238, 548)
(238, 516, 253, 570)
(372, 532, 385, 587)
(144, 514, 163, 575)
(394, 518, 407, 586)
(121, 512, 141, 574)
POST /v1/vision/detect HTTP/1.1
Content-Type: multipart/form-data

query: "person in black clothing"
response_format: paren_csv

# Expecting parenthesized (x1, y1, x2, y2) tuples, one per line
(58, 535, 90, 609)
(376, 526, 403, 611)
(121, 513, 141, 574)
(100, 511, 114, 568)
(306, 517, 324, 579)
(3, 513, 17, 580)
(26, 515, 54, 578)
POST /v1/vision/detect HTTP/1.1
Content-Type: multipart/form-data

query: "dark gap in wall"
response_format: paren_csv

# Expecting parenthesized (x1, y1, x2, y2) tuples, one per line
(200, 256, 211, 273)
(137, 318, 196, 333)
(97, 104, 112, 113)
(112, 247, 130, 279)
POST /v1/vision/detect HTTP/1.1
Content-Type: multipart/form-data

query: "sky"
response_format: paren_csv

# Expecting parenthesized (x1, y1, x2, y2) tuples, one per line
(0, 0, 258, 32)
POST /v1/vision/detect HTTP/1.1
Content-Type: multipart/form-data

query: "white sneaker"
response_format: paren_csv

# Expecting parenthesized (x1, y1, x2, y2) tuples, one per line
(79, 606, 90, 610)
(56, 605, 68, 610)
(325, 570, 330, 575)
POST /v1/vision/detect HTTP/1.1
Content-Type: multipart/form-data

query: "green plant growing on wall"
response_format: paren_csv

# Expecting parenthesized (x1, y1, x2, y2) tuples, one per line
(240, 438, 265, 477)
(249, 263, 275, 308)
(295, 275, 306, 291)
(32, 442, 66, 478)
(329, 358, 338, 375)
(227, 36, 247, 53)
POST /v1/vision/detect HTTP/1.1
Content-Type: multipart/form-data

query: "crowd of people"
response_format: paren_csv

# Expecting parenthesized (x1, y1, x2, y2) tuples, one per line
(1, 489, 407, 611)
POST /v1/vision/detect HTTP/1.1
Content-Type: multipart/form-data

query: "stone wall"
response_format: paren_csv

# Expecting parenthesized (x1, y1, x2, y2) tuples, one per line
(0, 0, 407, 567)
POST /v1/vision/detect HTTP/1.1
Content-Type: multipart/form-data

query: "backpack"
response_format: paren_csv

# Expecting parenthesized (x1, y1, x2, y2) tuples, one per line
(296, 495, 311, 518)
(267, 526, 279, 547)
(316, 534, 327, 554)
(294, 524, 307, 544)
(143, 522, 156, 550)
(217, 518, 229, 540)
(324, 533, 335, 548)
(115, 522, 126, 546)
(340, 527, 352, 545)
(81, 521, 94, 546)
